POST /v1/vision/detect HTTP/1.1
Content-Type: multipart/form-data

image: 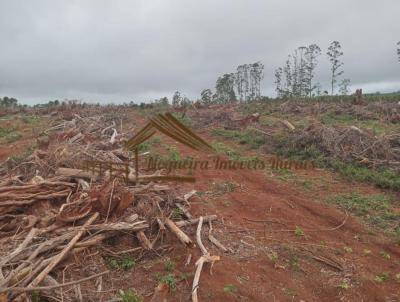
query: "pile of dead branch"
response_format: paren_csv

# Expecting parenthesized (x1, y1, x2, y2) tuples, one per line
(291, 123, 400, 170)
(0, 108, 224, 301)
(0, 171, 222, 301)
(0, 112, 133, 180)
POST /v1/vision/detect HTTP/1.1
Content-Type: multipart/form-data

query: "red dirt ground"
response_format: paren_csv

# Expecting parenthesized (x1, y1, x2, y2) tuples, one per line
(160, 131, 400, 302)
(99, 112, 399, 302)
(2, 112, 400, 301)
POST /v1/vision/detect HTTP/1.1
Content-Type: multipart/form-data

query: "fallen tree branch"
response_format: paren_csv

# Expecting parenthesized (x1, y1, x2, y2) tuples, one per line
(29, 213, 99, 287)
(164, 218, 193, 247)
(191, 216, 220, 302)
(1, 270, 109, 293)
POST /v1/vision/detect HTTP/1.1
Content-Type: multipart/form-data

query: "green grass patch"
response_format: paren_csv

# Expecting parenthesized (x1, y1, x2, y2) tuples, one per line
(0, 127, 22, 143)
(223, 284, 238, 294)
(328, 193, 400, 236)
(21, 115, 40, 124)
(211, 142, 241, 159)
(211, 128, 266, 149)
(171, 113, 192, 127)
(138, 136, 161, 152)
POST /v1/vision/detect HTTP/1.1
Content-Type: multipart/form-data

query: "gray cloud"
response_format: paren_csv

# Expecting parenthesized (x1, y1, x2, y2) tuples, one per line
(0, 0, 399, 104)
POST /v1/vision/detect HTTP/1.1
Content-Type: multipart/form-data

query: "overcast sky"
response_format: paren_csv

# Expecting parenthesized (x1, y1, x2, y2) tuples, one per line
(0, 0, 399, 104)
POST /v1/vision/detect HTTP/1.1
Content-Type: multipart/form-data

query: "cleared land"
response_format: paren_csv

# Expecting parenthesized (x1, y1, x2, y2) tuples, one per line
(0, 97, 399, 301)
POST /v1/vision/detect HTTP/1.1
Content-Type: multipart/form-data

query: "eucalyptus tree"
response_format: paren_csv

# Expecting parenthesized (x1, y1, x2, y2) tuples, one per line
(200, 89, 213, 104)
(215, 73, 237, 103)
(339, 79, 351, 95)
(274, 67, 284, 97)
(172, 91, 182, 107)
(327, 41, 344, 95)
(304, 44, 321, 97)
(249, 61, 264, 100)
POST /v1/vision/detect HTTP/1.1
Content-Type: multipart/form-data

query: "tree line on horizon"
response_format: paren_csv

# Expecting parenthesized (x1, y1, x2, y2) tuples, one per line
(2, 41, 399, 108)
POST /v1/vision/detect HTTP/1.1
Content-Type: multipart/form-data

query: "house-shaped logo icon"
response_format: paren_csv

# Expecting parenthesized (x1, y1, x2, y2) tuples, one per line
(124, 112, 215, 183)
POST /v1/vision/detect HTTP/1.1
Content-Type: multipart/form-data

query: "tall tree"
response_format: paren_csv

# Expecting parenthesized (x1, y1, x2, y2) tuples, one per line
(339, 79, 351, 95)
(200, 89, 212, 104)
(274, 67, 284, 97)
(215, 73, 236, 103)
(172, 91, 182, 107)
(304, 44, 321, 97)
(249, 62, 264, 100)
(327, 41, 344, 95)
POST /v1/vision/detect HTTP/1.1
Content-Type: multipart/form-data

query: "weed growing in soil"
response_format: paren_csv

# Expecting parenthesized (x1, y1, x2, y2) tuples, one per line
(164, 260, 176, 272)
(343, 246, 353, 253)
(157, 273, 177, 290)
(337, 281, 350, 289)
(106, 256, 136, 271)
(223, 284, 238, 294)
(294, 226, 304, 237)
(119, 289, 143, 302)
(374, 272, 390, 283)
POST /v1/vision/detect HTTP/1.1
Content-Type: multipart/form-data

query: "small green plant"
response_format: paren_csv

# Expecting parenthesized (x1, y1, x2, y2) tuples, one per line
(294, 226, 304, 237)
(106, 256, 136, 271)
(374, 272, 390, 283)
(269, 251, 279, 263)
(119, 289, 143, 302)
(343, 246, 353, 253)
(379, 251, 390, 260)
(171, 208, 184, 220)
(223, 284, 238, 294)
(337, 282, 350, 289)
(164, 260, 176, 272)
(157, 273, 177, 291)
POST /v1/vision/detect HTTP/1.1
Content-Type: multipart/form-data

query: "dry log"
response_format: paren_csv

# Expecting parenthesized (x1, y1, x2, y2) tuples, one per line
(136, 231, 153, 250)
(68, 132, 83, 144)
(55, 168, 97, 180)
(281, 120, 295, 131)
(196, 217, 208, 255)
(164, 218, 193, 247)
(2, 271, 109, 294)
(53, 220, 148, 234)
(29, 213, 99, 287)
